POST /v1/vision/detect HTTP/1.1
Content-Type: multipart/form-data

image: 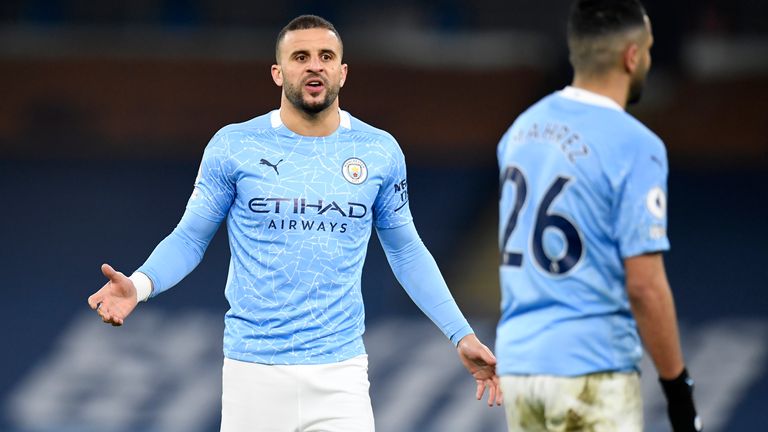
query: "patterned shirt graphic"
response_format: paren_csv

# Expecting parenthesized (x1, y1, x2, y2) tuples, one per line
(496, 87, 670, 376)
(178, 110, 412, 364)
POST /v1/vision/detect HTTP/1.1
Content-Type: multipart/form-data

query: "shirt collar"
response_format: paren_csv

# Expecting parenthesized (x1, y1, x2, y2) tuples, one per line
(270, 109, 352, 129)
(558, 86, 623, 111)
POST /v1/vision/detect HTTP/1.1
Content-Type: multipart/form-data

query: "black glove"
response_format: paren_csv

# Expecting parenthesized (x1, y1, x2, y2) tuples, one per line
(659, 368, 702, 431)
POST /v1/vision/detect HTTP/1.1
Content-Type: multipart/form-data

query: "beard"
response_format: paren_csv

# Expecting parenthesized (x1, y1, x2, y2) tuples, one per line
(627, 76, 645, 105)
(284, 77, 340, 115)
(627, 61, 650, 105)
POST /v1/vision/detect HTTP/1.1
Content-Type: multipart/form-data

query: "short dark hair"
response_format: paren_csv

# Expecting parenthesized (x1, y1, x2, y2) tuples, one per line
(567, 0, 647, 75)
(275, 15, 343, 62)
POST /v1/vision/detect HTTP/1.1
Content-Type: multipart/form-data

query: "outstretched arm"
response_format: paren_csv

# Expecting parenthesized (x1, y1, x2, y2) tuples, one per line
(135, 209, 220, 297)
(87, 263, 139, 326)
(377, 222, 502, 406)
(87, 209, 220, 326)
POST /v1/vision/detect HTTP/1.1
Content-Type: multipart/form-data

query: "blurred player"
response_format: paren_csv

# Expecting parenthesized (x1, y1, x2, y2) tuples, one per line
(87, 14, 501, 432)
(495, 1, 701, 431)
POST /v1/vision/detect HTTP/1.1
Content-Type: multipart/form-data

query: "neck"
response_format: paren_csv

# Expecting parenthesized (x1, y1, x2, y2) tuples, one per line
(279, 96, 341, 136)
(571, 72, 629, 109)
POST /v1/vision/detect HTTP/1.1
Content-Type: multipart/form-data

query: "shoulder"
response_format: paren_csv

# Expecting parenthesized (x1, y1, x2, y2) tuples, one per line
(498, 93, 557, 154)
(501, 93, 560, 139)
(620, 113, 665, 154)
(548, 89, 667, 163)
(344, 111, 402, 152)
(599, 111, 667, 175)
(595, 112, 668, 184)
(208, 111, 278, 146)
(510, 93, 555, 126)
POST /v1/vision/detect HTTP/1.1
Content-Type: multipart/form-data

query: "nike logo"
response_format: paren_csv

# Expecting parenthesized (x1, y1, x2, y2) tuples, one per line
(260, 158, 284, 175)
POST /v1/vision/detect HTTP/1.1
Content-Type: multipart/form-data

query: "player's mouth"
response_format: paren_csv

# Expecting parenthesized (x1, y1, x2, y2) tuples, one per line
(304, 78, 325, 93)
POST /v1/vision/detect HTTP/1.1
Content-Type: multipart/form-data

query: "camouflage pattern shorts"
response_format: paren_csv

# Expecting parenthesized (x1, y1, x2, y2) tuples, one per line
(501, 372, 642, 432)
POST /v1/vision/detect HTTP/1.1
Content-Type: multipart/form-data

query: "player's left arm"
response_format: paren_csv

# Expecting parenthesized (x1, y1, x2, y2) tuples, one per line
(617, 137, 701, 431)
(377, 223, 502, 406)
(626, 254, 701, 431)
(371, 138, 500, 405)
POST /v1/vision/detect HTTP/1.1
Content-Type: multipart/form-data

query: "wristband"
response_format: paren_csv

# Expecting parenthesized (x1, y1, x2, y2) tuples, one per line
(129, 272, 153, 302)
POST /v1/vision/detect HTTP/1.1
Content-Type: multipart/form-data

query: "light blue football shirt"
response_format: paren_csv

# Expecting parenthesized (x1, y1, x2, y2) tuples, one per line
(496, 87, 671, 376)
(147, 110, 418, 365)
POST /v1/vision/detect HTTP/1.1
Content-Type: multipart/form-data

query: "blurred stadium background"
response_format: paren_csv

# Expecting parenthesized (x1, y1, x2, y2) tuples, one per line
(1, 1, 767, 431)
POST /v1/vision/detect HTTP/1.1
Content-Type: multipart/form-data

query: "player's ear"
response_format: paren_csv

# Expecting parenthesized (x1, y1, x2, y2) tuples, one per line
(340, 63, 348, 88)
(623, 43, 640, 74)
(271, 64, 283, 86)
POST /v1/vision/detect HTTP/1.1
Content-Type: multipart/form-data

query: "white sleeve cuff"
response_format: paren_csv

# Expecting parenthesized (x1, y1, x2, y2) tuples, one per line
(129, 272, 153, 302)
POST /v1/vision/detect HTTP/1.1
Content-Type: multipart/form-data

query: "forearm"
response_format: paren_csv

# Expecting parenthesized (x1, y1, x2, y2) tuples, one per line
(625, 253, 700, 431)
(632, 279, 703, 431)
(378, 223, 473, 345)
(628, 277, 685, 379)
(137, 210, 220, 297)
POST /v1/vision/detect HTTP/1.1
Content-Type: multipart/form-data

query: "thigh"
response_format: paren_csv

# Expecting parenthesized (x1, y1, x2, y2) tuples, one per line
(570, 372, 642, 432)
(300, 355, 375, 432)
(501, 375, 549, 432)
(501, 373, 642, 432)
(220, 357, 300, 432)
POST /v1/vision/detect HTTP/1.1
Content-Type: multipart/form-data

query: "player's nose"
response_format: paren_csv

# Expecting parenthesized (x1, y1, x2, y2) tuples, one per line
(306, 55, 324, 72)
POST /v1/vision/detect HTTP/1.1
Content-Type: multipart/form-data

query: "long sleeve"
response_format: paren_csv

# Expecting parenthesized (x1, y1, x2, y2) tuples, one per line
(137, 209, 221, 297)
(137, 128, 234, 297)
(377, 221, 473, 345)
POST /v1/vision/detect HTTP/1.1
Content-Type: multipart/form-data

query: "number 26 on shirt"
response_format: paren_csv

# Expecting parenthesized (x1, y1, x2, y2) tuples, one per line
(500, 165, 584, 276)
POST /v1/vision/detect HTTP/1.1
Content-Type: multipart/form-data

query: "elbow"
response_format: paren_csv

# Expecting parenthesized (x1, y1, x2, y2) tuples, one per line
(624, 253, 672, 310)
(176, 225, 209, 255)
(384, 237, 425, 268)
(627, 280, 651, 305)
(626, 278, 668, 308)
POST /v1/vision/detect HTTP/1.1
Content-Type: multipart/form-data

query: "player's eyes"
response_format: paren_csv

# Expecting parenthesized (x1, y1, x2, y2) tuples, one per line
(293, 53, 334, 62)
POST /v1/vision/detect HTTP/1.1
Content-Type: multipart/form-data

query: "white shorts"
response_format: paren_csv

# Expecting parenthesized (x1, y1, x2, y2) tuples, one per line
(221, 355, 374, 432)
(500, 372, 642, 432)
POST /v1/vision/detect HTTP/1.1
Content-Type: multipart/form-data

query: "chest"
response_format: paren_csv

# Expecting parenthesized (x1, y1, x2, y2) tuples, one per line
(231, 144, 386, 226)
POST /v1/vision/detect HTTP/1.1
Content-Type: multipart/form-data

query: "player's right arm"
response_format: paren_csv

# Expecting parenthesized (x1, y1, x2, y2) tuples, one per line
(88, 209, 221, 325)
(88, 131, 236, 325)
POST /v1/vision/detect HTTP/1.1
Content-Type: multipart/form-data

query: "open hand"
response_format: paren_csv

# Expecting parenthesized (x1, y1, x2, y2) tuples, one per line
(87, 263, 138, 326)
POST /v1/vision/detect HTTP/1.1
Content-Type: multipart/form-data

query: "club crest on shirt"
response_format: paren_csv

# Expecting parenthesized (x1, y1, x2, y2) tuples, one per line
(342, 157, 368, 185)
